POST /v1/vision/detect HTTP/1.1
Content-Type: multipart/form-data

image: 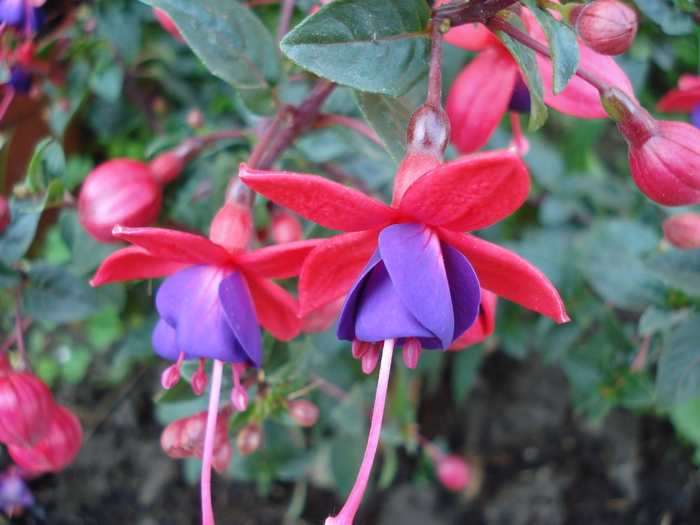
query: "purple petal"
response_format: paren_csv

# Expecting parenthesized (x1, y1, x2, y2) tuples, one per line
(218, 271, 263, 368)
(155, 265, 248, 362)
(0, 0, 24, 25)
(152, 319, 195, 361)
(692, 103, 700, 129)
(379, 223, 454, 350)
(336, 249, 384, 342)
(0, 472, 35, 511)
(442, 241, 481, 341)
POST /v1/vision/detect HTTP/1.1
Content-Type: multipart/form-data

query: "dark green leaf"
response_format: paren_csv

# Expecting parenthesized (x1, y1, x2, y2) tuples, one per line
(638, 305, 693, 335)
(353, 90, 414, 164)
(0, 201, 42, 266)
(141, 0, 279, 115)
(656, 314, 700, 407)
(59, 211, 119, 276)
(669, 397, 700, 462)
(647, 249, 700, 297)
(26, 138, 65, 192)
(493, 17, 547, 130)
(22, 263, 117, 324)
(634, 0, 693, 35)
(521, 0, 579, 94)
(281, 0, 430, 96)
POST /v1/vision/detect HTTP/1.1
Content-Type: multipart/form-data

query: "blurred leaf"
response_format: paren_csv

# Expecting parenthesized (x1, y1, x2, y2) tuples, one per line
(26, 138, 65, 192)
(281, 0, 430, 96)
(521, 0, 579, 94)
(493, 17, 547, 131)
(22, 263, 118, 324)
(634, 0, 693, 35)
(353, 90, 414, 164)
(59, 211, 119, 276)
(656, 314, 700, 407)
(669, 396, 700, 462)
(0, 261, 18, 287)
(647, 249, 700, 297)
(330, 434, 365, 497)
(97, 2, 144, 64)
(638, 305, 693, 335)
(88, 63, 125, 103)
(0, 202, 42, 267)
(142, 0, 280, 115)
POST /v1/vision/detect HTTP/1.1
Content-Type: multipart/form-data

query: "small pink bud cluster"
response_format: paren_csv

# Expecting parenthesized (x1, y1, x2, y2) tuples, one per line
(78, 150, 187, 243)
(602, 86, 700, 206)
(160, 406, 233, 473)
(662, 213, 700, 249)
(568, 0, 638, 55)
(0, 356, 82, 474)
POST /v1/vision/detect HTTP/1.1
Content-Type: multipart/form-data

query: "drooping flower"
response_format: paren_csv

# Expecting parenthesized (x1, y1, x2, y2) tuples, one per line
(0, 0, 44, 34)
(657, 74, 700, 128)
(440, 5, 635, 153)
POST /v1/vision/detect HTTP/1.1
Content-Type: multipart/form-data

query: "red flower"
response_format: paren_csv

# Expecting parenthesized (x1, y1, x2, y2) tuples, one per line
(240, 129, 568, 333)
(441, 7, 635, 153)
(657, 74, 700, 128)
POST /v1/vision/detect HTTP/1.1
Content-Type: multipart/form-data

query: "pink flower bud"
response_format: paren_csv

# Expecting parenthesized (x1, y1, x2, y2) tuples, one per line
(187, 108, 205, 129)
(8, 404, 82, 474)
(236, 423, 262, 456)
(0, 196, 10, 234)
(0, 364, 55, 448)
(287, 399, 319, 427)
(603, 87, 700, 206)
(435, 455, 471, 491)
(270, 205, 303, 244)
(662, 213, 700, 249)
(78, 159, 163, 242)
(406, 104, 450, 157)
(149, 151, 184, 184)
(153, 8, 185, 43)
(569, 0, 637, 55)
(160, 408, 232, 473)
(402, 337, 422, 369)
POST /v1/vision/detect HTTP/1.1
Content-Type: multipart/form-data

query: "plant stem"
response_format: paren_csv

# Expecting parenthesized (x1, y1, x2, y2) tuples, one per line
(201, 359, 224, 525)
(13, 285, 27, 371)
(326, 339, 395, 525)
(432, 0, 519, 27)
(427, 23, 444, 108)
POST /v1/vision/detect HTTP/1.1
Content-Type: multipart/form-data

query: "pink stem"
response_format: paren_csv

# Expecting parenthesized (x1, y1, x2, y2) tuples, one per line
(201, 359, 224, 525)
(276, 0, 295, 48)
(426, 23, 443, 108)
(326, 339, 395, 525)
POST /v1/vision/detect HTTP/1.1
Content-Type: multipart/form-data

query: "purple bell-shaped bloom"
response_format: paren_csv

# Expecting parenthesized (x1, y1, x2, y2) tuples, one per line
(0, 0, 43, 34)
(152, 265, 262, 367)
(337, 222, 481, 351)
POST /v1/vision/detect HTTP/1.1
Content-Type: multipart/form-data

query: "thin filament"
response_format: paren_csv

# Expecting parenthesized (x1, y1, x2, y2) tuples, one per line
(201, 359, 224, 525)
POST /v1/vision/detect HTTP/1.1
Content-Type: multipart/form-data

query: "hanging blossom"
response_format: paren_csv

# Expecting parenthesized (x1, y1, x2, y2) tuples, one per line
(440, 4, 635, 154)
(0, 0, 44, 35)
(657, 74, 700, 128)
(91, 181, 320, 525)
(241, 103, 568, 525)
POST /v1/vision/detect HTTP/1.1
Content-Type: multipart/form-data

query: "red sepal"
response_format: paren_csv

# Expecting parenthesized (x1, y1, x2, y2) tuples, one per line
(243, 271, 303, 341)
(90, 246, 190, 286)
(237, 239, 322, 279)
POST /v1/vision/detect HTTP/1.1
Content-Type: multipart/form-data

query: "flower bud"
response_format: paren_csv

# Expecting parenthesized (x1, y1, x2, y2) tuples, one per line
(160, 408, 233, 473)
(435, 454, 471, 491)
(662, 213, 700, 249)
(270, 204, 303, 244)
(149, 151, 184, 184)
(236, 423, 262, 456)
(0, 195, 11, 234)
(153, 8, 185, 43)
(406, 104, 450, 158)
(187, 108, 205, 129)
(569, 0, 637, 56)
(78, 159, 163, 242)
(209, 178, 255, 253)
(287, 399, 319, 427)
(603, 87, 700, 206)
(0, 364, 55, 448)
(8, 404, 82, 474)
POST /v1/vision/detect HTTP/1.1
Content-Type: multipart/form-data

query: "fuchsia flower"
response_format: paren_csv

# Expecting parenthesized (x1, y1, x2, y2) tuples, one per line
(441, 7, 635, 153)
(657, 74, 700, 128)
(449, 288, 497, 350)
(662, 213, 700, 249)
(0, 0, 44, 35)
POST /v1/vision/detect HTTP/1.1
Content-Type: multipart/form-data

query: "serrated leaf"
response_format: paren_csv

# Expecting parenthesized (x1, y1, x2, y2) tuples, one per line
(353, 90, 414, 164)
(493, 17, 547, 131)
(656, 314, 700, 407)
(281, 0, 430, 96)
(647, 250, 700, 297)
(521, 0, 579, 94)
(140, 0, 279, 115)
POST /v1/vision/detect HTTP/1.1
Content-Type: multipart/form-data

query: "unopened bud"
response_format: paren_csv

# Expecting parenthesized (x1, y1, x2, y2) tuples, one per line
(287, 399, 319, 427)
(78, 159, 163, 242)
(402, 338, 422, 369)
(0, 196, 10, 234)
(230, 385, 249, 412)
(270, 204, 303, 244)
(435, 455, 471, 491)
(149, 151, 184, 184)
(8, 404, 82, 474)
(662, 213, 700, 249)
(569, 0, 637, 55)
(0, 368, 55, 448)
(153, 8, 185, 43)
(406, 104, 450, 157)
(236, 424, 262, 456)
(187, 108, 205, 129)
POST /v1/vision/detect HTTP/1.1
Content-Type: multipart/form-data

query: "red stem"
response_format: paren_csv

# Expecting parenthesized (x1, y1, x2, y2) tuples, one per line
(427, 23, 443, 108)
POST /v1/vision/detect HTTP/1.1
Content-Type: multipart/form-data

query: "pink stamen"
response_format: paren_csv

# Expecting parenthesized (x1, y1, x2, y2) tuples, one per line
(402, 338, 422, 369)
(230, 362, 249, 412)
(361, 345, 380, 374)
(201, 359, 224, 525)
(161, 351, 186, 389)
(509, 111, 530, 156)
(191, 358, 208, 395)
(325, 339, 395, 525)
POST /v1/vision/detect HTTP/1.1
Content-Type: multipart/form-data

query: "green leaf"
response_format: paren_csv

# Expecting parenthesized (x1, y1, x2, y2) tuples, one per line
(59, 211, 119, 276)
(281, 0, 431, 97)
(493, 17, 547, 131)
(0, 201, 42, 267)
(353, 90, 414, 164)
(647, 249, 700, 297)
(141, 0, 280, 115)
(669, 397, 700, 462)
(633, 0, 693, 35)
(521, 0, 579, 94)
(26, 138, 65, 192)
(655, 314, 700, 407)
